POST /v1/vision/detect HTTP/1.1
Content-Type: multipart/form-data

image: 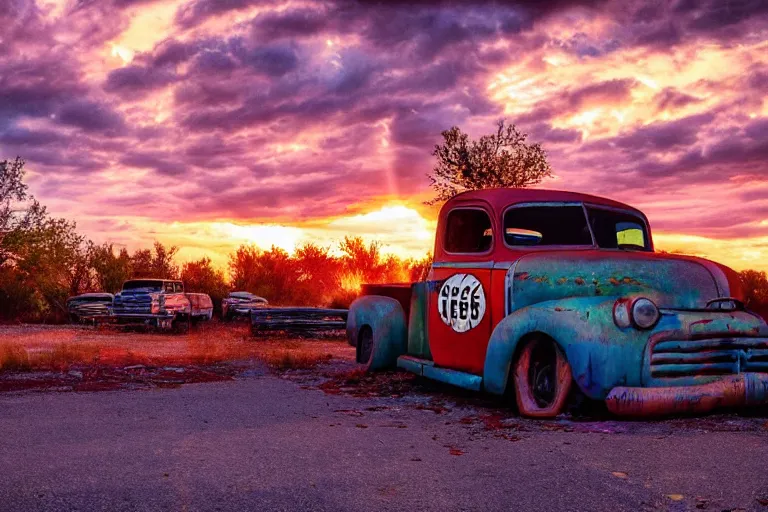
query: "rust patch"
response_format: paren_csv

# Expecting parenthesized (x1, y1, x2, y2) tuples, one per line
(516, 272, 530, 281)
(556, 277, 568, 285)
(609, 277, 620, 286)
(574, 277, 585, 285)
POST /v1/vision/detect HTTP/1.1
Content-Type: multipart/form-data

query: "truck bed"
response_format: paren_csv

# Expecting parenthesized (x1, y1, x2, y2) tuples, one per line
(361, 283, 414, 326)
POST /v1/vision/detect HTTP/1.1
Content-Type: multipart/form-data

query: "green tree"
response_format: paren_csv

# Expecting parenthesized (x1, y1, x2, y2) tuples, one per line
(227, 245, 300, 305)
(181, 257, 229, 312)
(293, 242, 341, 305)
(90, 243, 132, 293)
(1, 157, 48, 266)
(130, 242, 179, 279)
(427, 119, 551, 204)
(4, 216, 89, 318)
(740, 270, 768, 311)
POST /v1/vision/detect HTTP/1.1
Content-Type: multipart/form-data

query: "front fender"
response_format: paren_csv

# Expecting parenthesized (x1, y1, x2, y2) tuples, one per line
(483, 296, 648, 400)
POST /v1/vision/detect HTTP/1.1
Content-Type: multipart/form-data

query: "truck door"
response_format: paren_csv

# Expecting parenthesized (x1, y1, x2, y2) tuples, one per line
(428, 205, 496, 375)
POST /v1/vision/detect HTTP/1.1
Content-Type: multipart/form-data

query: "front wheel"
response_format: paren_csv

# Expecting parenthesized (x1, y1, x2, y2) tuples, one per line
(512, 336, 572, 418)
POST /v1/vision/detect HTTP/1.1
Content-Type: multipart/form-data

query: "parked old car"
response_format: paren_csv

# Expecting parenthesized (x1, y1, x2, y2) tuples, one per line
(112, 279, 213, 331)
(222, 291, 268, 320)
(66, 292, 114, 323)
(346, 188, 768, 418)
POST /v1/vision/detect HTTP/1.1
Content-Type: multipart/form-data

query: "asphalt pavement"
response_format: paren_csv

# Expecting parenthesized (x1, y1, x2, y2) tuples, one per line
(1, 371, 767, 512)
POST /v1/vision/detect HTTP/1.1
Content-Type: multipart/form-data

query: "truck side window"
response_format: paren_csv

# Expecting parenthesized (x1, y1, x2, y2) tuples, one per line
(445, 208, 493, 253)
(164, 282, 175, 293)
(174, 282, 184, 293)
(586, 207, 650, 250)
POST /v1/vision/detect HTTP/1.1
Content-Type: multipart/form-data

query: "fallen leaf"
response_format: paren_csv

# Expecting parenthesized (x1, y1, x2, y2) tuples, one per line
(355, 424, 368, 429)
(611, 471, 628, 479)
(410, 457, 422, 462)
(666, 494, 684, 502)
(449, 447, 464, 456)
(757, 497, 768, 506)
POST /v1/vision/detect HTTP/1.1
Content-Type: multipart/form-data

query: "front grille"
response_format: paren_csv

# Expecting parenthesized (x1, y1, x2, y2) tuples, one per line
(651, 338, 768, 378)
(113, 294, 153, 315)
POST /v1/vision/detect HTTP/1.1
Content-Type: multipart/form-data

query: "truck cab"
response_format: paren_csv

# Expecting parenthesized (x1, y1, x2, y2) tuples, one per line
(112, 279, 212, 331)
(347, 188, 768, 418)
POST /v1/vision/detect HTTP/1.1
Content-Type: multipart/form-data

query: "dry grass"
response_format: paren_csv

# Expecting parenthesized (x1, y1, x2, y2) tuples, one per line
(0, 322, 352, 372)
(259, 348, 334, 371)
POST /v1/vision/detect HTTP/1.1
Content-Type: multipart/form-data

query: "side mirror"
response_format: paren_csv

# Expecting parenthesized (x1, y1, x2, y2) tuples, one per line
(505, 228, 543, 246)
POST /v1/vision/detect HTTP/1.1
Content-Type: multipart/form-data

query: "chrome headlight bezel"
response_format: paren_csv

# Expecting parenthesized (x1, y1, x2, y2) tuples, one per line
(613, 297, 660, 330)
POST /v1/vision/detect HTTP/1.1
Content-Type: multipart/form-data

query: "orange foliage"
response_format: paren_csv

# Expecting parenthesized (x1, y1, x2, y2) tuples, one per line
(228, 236, 431, 308)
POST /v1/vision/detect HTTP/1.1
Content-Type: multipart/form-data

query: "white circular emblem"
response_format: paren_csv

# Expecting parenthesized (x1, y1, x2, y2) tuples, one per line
(438, 274, 486, 333)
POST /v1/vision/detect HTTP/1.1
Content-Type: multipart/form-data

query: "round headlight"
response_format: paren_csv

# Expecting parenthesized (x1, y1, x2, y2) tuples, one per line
(631, 298, 659, 329)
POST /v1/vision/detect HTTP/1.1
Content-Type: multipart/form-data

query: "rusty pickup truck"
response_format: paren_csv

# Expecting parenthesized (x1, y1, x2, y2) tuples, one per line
(111, 279, 213, 332)
(346, 188, 768, 418)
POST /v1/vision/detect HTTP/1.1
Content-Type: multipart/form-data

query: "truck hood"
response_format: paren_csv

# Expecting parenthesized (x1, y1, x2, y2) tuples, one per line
(509, 250, 738, 311)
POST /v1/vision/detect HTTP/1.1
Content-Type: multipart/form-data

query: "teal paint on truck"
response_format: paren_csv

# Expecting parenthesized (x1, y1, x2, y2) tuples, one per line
(347, 188, 768, 417)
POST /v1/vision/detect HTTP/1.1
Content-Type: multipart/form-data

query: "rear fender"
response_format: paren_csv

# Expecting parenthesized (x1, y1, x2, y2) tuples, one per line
(483, 296, 646, 400)
(346, 295, 407, 369)
(346, 295, 407, 348)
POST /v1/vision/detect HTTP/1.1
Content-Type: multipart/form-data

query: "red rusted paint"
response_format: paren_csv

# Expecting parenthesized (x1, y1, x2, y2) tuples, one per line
(516, 272, 530, 281)
(574, 277, 585, 285)
(428, 265, 492, 375)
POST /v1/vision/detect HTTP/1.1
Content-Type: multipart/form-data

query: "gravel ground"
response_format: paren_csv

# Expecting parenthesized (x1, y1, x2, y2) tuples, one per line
(1, 324, 768, 511)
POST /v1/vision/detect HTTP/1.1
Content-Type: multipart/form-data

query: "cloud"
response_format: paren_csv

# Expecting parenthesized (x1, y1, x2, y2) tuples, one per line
(120, 151, 186, 176)
(57, 100, 127, 134)
(0, 0, 766, 271)
(104, 64, 177, 98)
(243, 45, 299, 77)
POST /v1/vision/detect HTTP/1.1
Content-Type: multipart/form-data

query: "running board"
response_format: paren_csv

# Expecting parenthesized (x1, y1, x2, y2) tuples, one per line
(397, 356, 482, 392)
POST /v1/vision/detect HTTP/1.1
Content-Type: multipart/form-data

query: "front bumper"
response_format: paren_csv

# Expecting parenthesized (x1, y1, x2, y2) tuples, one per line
(605, 373, 768, 416)
(112, 313, 176, 329)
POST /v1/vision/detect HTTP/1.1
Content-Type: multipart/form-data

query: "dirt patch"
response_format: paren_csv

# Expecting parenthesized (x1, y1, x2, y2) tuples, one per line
(0, 322, 350, 372)
(0, 364, 237, 393)
(0, 323, 349, 394)
(316, 369, 420, 398)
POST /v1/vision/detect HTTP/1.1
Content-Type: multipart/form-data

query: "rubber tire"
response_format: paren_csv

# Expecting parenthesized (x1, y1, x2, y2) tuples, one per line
(348, 295, 407, 371)
(512, 336, 573, 418)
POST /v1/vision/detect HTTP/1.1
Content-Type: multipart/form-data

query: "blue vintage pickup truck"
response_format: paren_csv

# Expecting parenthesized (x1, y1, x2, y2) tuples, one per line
(347, 188, 768, 417)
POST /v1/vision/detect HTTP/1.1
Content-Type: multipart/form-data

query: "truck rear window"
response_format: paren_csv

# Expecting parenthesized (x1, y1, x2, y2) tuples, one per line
(504, 206, 592, 246)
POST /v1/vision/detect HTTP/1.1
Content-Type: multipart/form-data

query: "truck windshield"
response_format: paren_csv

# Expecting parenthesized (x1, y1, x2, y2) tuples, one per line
(504, 206, 592, 246)
(503, 204, 651, 250)
(122, 280, 164, 291)
(586, 207, 650, 251)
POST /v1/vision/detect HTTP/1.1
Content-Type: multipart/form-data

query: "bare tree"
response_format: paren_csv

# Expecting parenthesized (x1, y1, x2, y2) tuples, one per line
(427, 119, 552, 204)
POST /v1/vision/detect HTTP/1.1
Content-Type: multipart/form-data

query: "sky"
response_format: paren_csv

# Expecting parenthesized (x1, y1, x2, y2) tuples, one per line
(1, 0, 767, 271)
